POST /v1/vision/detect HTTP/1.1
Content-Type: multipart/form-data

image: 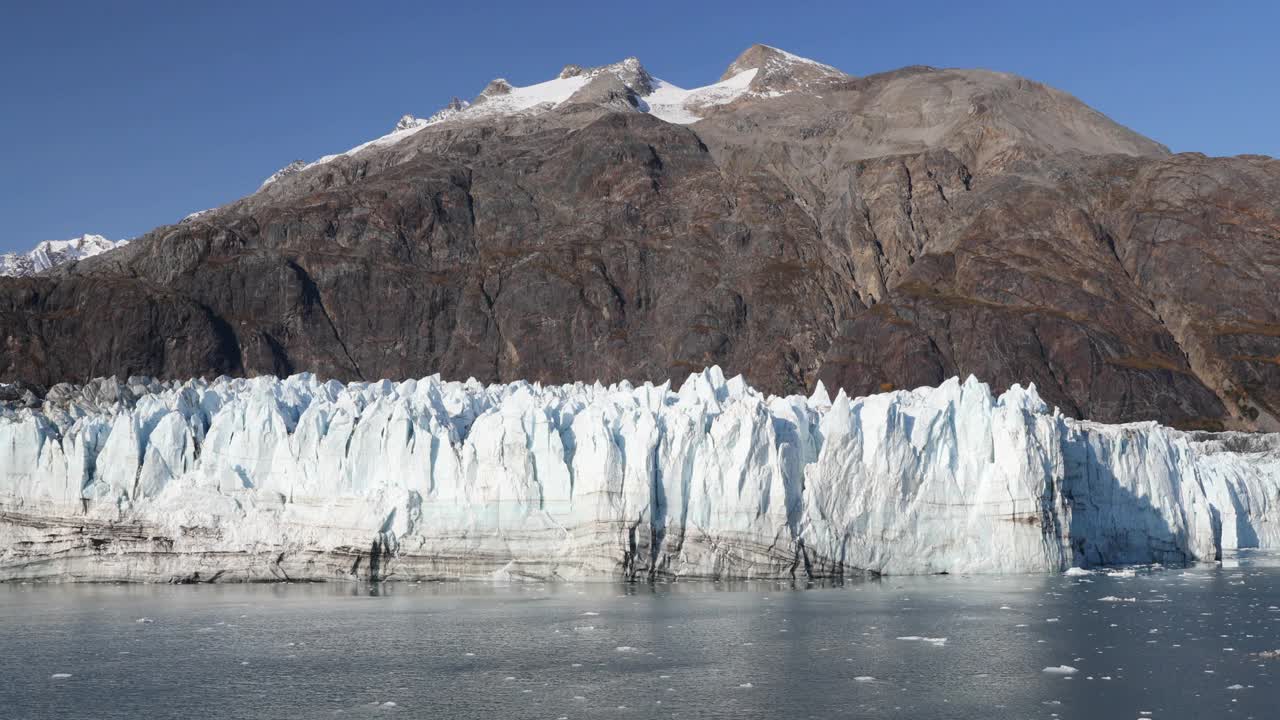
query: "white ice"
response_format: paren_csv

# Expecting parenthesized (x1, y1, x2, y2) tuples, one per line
(1, 368, 1277, 582)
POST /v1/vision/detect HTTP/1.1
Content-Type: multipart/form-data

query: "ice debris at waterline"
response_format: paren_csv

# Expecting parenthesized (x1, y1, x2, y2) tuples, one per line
(1, 368, 1278, 582)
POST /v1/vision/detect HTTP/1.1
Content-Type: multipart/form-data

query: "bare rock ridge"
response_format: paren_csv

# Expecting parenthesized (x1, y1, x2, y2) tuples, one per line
(1, 45, 1277, 432)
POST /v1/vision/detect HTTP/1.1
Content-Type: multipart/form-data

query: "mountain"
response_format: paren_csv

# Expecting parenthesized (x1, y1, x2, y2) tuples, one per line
(2, 369, 1276, 581)
(256, 48, 850, 184)
(0, 234, 128, 277)
(1, 45, 1277, 431)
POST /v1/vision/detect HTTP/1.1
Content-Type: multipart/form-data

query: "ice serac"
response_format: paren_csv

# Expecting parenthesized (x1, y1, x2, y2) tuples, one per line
(1, 370, 1276, 583)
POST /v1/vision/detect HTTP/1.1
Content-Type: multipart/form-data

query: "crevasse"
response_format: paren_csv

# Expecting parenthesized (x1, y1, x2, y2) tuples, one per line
(1, 368, 1276, 582)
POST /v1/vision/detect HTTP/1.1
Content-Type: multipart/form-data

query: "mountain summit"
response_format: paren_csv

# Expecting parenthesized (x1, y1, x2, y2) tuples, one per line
(2, 45, 1277, 432)
(257, 44, 1160, 184)
(720, 43, 849, 93)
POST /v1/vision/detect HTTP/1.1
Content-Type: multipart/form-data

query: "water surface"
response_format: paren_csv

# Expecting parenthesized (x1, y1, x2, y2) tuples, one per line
(3, 554, 1279, 719)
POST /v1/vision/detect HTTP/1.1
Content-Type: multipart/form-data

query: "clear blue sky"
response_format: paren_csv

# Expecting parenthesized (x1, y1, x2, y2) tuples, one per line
(2, 1, 1276, 251)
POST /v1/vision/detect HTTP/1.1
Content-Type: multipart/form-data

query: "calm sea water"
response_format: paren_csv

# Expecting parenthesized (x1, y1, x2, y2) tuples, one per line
(2, 554, 1278, 720)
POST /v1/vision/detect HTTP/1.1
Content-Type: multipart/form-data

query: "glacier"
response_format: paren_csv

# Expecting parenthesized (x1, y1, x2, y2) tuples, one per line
(1, 368, 1277, 583)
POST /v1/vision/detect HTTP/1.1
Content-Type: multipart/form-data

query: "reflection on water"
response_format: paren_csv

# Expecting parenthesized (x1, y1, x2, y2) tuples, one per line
(2, 553, 1278, 719)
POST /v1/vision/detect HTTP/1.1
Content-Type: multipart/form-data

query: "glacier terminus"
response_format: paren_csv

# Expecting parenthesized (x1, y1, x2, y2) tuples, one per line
(1, 368, 1277, 583)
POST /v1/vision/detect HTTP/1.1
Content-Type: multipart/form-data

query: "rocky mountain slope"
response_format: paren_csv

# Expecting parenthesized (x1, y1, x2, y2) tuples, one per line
(1, 45, 1277, 431)
(0, 234, 128, 277)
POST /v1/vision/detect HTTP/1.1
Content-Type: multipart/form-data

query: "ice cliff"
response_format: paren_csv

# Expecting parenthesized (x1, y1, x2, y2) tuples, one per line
(1, 369, 1277, 582)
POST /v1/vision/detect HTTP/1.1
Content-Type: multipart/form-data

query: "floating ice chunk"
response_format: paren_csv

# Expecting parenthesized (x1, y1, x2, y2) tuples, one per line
(50, 673, 72, 679)
(1098, 596, 1137, 602)
(135, 618, 154, 624)
(1042, 666, 1079, 675)
(853, 676, 875, 682)
(1064, 567, 1094, 576)
(896, 636, 947, 645)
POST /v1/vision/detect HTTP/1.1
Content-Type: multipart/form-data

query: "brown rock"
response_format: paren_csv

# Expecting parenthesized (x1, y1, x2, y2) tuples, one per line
(2, 49, 1276, 431)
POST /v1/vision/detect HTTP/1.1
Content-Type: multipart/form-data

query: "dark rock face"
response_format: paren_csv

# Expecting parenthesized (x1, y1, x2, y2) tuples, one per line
(2, 55, 1277, 431)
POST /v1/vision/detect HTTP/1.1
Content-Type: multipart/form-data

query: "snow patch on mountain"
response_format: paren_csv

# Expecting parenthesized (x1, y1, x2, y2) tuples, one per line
(1, 368, 1276, 582)
(464, 73, 591, 116)
(393, 114, 428, 132)
(0, 234, 129, 277)
(640, 69, 759, 124)
(425, 97, 469, 124)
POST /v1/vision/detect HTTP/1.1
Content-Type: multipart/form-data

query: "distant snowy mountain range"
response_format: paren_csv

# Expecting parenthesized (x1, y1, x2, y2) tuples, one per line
(260, 45, 847, 187)
(0, 234, 128, 278)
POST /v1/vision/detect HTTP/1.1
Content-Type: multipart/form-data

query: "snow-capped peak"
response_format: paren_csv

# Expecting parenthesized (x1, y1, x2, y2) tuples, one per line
(0, 234, 130, 278)
(394, 114, 428, 132)
(720, 44, 847, 94)
(420, 46, 844, 127)
(425, 48, 839, 129)
(425, 97, 469, 124)
(259, 159, 307, 189)
(477, 78, 514, 99)
(259, 45, 849, 185)
(458, 58, 652, 120)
